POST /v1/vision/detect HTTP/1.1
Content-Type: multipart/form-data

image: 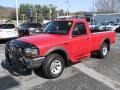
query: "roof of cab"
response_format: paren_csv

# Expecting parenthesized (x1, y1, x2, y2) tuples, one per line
(55, 19, 87, 23)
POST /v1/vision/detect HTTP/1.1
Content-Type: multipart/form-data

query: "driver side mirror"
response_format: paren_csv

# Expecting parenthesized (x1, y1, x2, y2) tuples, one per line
(72, 31, 80, 37)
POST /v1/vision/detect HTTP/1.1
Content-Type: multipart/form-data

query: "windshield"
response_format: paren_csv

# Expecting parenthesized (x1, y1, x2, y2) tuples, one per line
(0, 24, 15, 29)
(43, 21, 73, 35)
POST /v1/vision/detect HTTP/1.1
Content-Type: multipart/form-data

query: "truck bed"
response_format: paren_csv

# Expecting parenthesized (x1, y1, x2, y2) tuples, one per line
(91, 30, 115, 52)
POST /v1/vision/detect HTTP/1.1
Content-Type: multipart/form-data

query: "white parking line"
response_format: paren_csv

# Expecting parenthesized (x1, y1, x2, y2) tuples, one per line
(73, 63, 120, 90)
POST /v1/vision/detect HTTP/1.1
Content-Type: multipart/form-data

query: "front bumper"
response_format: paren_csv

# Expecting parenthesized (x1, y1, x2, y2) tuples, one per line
(24, 57, 45, 69)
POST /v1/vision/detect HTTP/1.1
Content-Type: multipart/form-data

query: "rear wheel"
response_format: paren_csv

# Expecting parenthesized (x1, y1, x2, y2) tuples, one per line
(42, 54, 65, 79)
(98, 43, 109, 58)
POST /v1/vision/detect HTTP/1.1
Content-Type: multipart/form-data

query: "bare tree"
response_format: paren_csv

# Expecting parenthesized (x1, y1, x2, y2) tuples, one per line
(95, 0, 120, 13)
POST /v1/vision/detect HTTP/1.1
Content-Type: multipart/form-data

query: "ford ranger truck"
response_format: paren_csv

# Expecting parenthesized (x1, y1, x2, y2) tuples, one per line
(5, 19, 115, 78)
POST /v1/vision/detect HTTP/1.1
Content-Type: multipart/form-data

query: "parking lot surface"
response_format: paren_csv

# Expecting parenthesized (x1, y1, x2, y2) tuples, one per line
(0, 34, 120, 90)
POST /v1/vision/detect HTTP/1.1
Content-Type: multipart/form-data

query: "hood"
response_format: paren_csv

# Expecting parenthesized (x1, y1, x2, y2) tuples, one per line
(17, 33, 69, 47)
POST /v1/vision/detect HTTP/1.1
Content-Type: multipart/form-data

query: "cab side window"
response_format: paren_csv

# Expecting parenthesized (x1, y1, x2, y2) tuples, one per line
(72, 23, 87, 36)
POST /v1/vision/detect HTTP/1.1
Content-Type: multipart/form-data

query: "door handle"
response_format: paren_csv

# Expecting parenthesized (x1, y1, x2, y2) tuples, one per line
(64, 42, 68, 45)
(86, 37, 90, 40)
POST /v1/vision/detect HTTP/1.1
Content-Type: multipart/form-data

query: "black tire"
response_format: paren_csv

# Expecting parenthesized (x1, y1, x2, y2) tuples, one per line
(98, 43, 109, 58)
(42, 54, 65, 79)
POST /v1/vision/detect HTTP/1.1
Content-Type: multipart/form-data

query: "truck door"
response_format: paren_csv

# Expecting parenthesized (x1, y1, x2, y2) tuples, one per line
(70, 22, 91, 61)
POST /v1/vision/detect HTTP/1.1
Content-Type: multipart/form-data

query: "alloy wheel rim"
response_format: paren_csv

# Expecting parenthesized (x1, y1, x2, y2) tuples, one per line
(103, 46, 108, 56)
(50, 60, 62, 75)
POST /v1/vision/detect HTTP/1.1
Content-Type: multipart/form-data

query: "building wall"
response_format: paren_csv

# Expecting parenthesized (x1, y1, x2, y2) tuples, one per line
(94, 13, 120, 23)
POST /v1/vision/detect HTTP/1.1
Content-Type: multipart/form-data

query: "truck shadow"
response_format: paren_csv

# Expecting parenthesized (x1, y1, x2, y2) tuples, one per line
(0, 75, 20, 90)
(1, 59, 32, 77)
(33, 68, 50, 79)
(91, 53, 100, 59)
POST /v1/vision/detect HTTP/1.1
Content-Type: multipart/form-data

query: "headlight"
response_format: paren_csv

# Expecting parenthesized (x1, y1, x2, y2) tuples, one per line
(24, 47, 39, 58)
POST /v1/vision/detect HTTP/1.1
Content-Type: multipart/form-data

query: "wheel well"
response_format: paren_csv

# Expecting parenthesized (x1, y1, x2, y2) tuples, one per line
(103, 39, 110, 51)
(48, 50, 69, 66)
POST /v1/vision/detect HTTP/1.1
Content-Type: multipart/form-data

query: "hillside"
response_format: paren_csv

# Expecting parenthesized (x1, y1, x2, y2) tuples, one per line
(0, 6, 15, 18)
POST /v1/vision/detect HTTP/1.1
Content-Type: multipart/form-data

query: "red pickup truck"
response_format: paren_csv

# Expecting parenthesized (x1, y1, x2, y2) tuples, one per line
(5, 19, 115, 78)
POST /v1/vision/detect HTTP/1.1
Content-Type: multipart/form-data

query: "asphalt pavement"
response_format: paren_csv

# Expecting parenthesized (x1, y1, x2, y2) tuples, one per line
(0, 34, 120, 90)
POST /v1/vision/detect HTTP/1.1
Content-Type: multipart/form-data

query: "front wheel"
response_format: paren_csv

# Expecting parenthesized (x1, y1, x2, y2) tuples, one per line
(98, 43, 109, 58)
(42, 54, 65, 79)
